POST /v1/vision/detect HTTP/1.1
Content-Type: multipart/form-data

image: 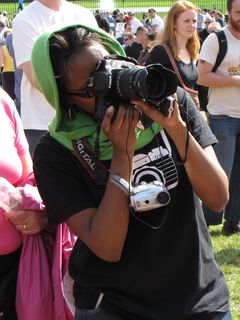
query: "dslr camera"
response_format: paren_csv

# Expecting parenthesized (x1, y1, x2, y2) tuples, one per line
(87, 56, 178, 119)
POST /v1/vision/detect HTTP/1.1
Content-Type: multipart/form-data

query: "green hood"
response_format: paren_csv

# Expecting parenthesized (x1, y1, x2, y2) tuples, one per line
(31, 23, 162, 160)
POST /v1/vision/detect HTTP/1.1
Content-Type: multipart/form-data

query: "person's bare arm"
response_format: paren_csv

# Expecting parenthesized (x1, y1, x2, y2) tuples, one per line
(67, 105, 139, 262)
(134, 99, 229, 212)
(197, 59, 240, 88)
(19, 60, 38, 89)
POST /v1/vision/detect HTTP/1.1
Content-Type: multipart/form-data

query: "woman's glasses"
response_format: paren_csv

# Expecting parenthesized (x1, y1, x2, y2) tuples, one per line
(63, 76, 95, 98)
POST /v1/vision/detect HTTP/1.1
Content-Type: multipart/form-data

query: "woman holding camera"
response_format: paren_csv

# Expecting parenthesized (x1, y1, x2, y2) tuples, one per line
(32, 24, 231, 320)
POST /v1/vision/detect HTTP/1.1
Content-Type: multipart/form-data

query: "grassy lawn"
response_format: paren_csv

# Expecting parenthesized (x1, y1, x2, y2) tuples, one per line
(210, 225, 240, 319)
(0, 0, 227, 18)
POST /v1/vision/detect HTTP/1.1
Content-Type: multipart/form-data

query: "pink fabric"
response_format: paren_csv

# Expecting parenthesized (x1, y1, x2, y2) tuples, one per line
(21, 184, 45, 211)
(16, 224, 76, 320)
(52, 223, 76, 320)
(0, 90, 29, 255)
(0, 178, 44, 255)
(16, 234, 54, 320)
(0, 208, 22, 254)
(0, 89, 28, 185)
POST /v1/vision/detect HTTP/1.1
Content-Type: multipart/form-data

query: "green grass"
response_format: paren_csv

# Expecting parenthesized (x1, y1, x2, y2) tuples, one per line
(0, 0, 227, 21)
(210, 225, 240, 319)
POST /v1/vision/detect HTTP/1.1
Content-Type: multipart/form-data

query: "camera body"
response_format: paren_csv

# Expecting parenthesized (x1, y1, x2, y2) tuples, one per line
(109, 175, 170, 212)
(130, 181, 170, 212)
(91, 56, 178, 120)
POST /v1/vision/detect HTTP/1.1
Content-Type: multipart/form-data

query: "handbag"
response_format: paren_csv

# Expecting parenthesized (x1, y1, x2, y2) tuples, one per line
(162, 44, 200, 109)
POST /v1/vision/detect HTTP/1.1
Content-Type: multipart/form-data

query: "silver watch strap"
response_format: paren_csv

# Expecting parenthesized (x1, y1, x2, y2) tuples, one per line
(109, 174, 132, 195)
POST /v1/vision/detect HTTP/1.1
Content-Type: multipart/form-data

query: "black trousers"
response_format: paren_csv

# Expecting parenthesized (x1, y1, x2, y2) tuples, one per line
(0, 248, 21, 320)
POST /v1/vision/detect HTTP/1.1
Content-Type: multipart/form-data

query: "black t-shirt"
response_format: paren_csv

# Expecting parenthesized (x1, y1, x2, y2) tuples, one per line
(146, 45, 198, 89)
(125, 42, 143, 61)
(33, 89, 229, 320)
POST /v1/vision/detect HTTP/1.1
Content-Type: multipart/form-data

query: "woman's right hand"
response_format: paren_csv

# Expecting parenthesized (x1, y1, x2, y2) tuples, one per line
(5, 209, 47, 235)
(101, 104, 140, 156)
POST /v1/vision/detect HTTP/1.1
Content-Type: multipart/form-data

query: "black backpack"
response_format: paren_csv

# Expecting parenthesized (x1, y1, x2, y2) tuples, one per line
(196, 30, 228, 111)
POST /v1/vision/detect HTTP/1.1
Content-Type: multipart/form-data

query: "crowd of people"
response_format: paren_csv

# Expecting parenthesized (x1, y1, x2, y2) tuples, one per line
(0, 0, 239, 319)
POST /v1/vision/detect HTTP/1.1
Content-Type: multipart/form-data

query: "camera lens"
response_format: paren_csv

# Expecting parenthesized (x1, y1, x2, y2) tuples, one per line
(112, 64, 176, 104)
(145, 67, 167, 100)
(112, 67, 148, 100)
(157, 191, 170, 205)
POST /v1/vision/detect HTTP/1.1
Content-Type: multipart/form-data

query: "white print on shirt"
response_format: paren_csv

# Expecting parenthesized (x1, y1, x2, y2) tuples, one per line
(132, 130, 178, 190)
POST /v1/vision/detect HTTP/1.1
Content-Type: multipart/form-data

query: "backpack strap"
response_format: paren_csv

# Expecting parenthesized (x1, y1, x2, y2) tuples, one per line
(212, 30, 228, 73)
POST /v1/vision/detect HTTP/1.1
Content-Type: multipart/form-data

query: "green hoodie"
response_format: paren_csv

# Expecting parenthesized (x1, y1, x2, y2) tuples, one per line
(31, 23, 162, 160)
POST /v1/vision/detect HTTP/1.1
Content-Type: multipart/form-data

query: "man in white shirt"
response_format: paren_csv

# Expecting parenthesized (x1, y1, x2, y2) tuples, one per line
(128, 12, 143, 34)
(13, 0, 97, 155)
(197, 0, 240, 234)
(148, 8, 164, 34)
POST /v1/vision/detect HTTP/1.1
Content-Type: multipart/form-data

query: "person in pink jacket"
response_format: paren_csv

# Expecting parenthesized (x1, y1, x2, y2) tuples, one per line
(0, 88, 47, 319)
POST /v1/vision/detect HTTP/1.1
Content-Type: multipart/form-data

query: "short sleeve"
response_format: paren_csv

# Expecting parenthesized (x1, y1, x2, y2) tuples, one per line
(0, 89, 28, 157)
(12, 18, 37, 67)
(177, 87, 217, 148)
(33, 136, 98, 225)
(199, 32, 220, 66)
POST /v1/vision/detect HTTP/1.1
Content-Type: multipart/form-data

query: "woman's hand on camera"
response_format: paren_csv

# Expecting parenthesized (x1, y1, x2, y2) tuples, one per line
(101, 104, 139, 155)
(132, 99, 186, 131)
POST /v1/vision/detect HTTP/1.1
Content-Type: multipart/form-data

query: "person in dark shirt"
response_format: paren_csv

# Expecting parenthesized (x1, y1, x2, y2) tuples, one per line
(146, 0, 200, 108)
(198, 17, 215, 44)
(125, 26, 148, 61)
(32, 23, 231, 320)
(95, 14, 111, 34)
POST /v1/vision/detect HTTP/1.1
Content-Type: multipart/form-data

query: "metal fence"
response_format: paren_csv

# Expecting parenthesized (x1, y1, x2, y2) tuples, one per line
(0, 0, 227, 23)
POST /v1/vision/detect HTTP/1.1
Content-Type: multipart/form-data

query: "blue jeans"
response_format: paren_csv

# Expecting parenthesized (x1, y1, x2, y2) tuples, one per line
(24, 129, 47, 157)
(213, 310, 232, 320)
(74, 308, 231, 320)
(203, 115, 240, 225)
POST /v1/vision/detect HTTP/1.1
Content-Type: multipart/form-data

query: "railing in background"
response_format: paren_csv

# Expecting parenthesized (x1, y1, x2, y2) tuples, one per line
(0, 0, 227, 25)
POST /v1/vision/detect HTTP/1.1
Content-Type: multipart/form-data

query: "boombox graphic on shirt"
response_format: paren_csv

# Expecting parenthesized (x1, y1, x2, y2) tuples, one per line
(132, 130, 179, 191)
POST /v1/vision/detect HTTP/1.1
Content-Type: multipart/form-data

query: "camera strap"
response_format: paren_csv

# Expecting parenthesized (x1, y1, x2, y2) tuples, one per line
(72, 137, 109, 186)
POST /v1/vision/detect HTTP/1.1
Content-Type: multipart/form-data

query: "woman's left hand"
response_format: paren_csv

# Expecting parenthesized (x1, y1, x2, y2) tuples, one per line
(4, 209, 47, 235)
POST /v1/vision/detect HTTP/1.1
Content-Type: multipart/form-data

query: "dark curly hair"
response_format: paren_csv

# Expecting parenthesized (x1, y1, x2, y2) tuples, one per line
(49, 27, 101, 119)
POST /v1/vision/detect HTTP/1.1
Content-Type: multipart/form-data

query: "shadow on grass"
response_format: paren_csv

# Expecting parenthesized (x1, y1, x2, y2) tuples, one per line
(210, 229, 222, 236)
(214, 247, 240, 266)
